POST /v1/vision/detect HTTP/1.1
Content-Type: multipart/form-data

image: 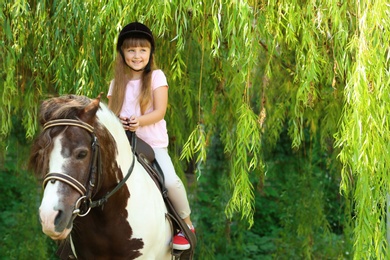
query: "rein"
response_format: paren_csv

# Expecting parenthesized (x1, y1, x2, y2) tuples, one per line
(42, 119, 135, 216)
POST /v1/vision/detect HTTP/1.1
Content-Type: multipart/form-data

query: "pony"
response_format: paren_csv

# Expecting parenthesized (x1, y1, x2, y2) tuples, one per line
(29, 94, 172, 259)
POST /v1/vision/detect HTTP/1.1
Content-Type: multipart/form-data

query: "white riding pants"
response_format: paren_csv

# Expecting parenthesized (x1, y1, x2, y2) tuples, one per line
(153, 147, 191, 219)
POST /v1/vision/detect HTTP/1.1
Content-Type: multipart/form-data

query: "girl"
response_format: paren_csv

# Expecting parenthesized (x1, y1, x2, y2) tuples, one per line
(107, 22, 194, 251)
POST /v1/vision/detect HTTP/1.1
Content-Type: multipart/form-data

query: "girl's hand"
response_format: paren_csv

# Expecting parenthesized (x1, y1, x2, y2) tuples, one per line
(119, 116, 131, 130)
(127, 115, 140, 132)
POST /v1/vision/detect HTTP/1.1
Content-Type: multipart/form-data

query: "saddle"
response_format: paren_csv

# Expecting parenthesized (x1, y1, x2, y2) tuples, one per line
(127, 132, 197, 260)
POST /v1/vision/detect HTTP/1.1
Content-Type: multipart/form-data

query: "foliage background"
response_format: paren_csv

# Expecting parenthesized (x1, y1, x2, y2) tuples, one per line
(1, 0, 389, 259)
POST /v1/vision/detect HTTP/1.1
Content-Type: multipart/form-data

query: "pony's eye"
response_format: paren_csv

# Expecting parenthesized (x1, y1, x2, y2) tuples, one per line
(76, 150, 88, 159)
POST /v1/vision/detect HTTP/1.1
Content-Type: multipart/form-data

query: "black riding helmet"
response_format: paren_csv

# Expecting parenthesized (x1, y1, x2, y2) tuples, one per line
(117, 22, 155, 72)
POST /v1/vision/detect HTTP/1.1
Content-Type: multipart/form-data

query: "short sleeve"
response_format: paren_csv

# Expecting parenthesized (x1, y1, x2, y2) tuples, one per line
(152, 70, 168, 91)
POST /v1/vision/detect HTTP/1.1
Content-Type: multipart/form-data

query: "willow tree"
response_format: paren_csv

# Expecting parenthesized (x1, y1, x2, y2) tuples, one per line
(1, 0, 389, 258)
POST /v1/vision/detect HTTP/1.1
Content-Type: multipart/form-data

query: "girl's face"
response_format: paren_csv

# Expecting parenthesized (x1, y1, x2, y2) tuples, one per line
(123, 45, 151, 71)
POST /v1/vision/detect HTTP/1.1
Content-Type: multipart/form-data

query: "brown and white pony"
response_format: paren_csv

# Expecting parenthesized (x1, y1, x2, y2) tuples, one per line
(29, 94, 172, 259)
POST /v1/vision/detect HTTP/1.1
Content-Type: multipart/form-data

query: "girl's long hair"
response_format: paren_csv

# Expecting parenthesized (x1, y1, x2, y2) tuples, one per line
(109, 38, 156, 116)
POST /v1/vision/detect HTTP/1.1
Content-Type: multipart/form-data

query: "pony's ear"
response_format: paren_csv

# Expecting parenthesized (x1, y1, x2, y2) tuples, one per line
(79, 94, 103, 124)
(95, 92, 104, 100)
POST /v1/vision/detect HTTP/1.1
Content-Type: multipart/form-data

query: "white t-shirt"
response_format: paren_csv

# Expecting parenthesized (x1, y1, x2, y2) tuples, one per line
(108, 69, 169, 148)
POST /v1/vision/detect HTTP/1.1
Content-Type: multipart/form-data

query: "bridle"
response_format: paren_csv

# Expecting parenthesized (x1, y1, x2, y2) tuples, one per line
(41, 119, 135, 217)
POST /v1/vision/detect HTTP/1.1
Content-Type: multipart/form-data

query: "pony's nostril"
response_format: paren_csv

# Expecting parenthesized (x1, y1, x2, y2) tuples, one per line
(52, 208, 71, 232)
(54, 210, 63, 226)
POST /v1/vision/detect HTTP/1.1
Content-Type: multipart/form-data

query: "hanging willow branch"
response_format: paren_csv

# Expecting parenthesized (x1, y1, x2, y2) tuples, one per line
(334, 1, 390, 258)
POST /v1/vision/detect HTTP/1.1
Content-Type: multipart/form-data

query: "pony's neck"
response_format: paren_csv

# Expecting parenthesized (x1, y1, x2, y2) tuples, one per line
(96, 103, 133, 175)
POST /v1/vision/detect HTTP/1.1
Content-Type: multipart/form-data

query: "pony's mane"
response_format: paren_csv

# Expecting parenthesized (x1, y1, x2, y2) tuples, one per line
(39, 94, 92, 124)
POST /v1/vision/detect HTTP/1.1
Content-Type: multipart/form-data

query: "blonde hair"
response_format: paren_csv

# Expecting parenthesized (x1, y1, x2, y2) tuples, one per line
(109, 38, 156, 115)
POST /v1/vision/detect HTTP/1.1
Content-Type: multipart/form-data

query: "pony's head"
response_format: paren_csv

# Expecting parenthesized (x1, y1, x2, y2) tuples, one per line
(29, 94, 124, 240)
(30, 95, 99, 178)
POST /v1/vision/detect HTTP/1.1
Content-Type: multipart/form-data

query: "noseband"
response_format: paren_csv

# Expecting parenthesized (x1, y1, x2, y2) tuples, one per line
(42, 119, 135, 217)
